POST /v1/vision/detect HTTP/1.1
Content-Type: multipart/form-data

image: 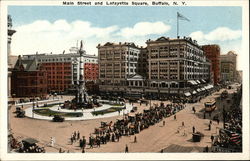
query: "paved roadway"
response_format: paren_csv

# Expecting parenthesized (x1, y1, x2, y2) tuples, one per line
(9, 83, 240, 153)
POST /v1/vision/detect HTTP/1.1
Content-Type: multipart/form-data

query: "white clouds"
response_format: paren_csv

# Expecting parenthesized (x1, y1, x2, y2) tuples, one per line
(189, 27, 241, 43)
(117, 21, 171, 38)
(12, 20, 171, 55)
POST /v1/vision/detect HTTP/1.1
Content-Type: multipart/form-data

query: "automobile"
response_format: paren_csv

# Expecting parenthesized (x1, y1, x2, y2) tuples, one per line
(20, 138, 45, 153)
(52, 115, 65, 122)
(131, 106, 138, 113)
(16, 110, 25, 118)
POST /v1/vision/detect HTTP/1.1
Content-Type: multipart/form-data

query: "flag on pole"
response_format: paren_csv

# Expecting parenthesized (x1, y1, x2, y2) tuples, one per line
(177, 12, 190, 21)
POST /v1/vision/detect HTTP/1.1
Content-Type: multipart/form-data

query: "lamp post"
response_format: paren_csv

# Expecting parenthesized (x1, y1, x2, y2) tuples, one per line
(32, 97, 35, 118)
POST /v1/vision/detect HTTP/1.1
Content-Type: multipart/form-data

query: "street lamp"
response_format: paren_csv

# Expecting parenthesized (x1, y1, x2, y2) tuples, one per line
(32, 97, 35, 118)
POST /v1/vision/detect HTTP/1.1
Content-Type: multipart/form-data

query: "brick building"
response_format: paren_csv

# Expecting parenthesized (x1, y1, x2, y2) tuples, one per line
(202, 44, 221, 85)
(84, 63, 99, 82)
(21, 51, 98, 94)
(42, 62, 72, 93)
(11, 56, 47, 97)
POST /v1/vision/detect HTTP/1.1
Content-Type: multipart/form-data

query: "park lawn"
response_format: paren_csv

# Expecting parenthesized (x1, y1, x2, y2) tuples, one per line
(92, 106, 125, 116)
(33, 109, 83, 117)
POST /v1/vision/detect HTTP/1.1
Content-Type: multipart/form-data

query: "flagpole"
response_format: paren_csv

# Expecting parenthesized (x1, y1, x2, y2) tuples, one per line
(177, 13, 179, 38)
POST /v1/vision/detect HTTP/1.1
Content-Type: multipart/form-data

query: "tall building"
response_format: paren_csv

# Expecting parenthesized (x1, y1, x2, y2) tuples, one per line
(202, 44, 221, 85)
(146, 36, 211, 97)
(97, 42, 143, 95)
(220, 51, 237, 82)
(8, 15, 16, 97)
(97, 36, 212, 98)
(11, 56, 47, 97)
(20, 51, 98, 94)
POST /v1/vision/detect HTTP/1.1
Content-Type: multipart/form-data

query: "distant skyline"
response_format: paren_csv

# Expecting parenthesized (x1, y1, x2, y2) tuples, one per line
(8, 6, 243, 69)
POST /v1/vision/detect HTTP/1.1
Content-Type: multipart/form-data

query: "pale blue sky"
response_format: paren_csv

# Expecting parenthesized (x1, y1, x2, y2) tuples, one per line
(8, 6, 243, 69)
(9, 6, 242, 36)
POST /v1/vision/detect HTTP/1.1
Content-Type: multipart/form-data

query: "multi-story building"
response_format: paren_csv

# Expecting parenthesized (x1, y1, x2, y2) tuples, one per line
(97, 36, 212, 98)
(146, 36, 211, 97)
(202, 44, 221, 85)
(20, 50, 98, 94)
(8, 15, 16, 97)
(97, 42, 144, 95)
(220, 51, 237, 82)
(84, 63, 99, 82)
(11, 56, 47, 97)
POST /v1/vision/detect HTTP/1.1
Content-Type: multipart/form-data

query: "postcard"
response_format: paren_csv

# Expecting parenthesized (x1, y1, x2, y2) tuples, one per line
(0, 0, 249, 160)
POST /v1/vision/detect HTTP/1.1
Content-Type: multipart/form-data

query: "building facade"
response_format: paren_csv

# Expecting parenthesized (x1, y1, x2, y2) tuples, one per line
(220, 51, 237, 82)
(97, 37, 212, 98)
(8, 15, 16, 97)
(20, 50, 98, 94)
(202, 44, 221, 85)
(11, 56, 47, 97)
(146, 36, 211, 97)
(97, 42, 143, 95)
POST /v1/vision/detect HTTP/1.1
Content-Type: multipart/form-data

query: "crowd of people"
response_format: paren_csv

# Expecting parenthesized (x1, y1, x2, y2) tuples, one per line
(212, 88, 242, 152)
(69, 102, 185, 152)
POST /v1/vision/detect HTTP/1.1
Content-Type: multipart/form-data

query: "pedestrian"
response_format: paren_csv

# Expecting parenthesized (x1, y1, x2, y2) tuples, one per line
(134, 136, 137, 143)
(208, 124, 211, 131)
(70, 137, 73, 145)
(217, 119, 220, 125)
(82, 148, 85, 153)
(203, 112, 206, 119)
(77, 131, 80, 140)
(205, 146, 209, 152)
(211, 135, 214, 143)
(50, 137, 54, 147)
(163, 120, 165, 126)
(192, 126, 195, 133)
(192, 107, 195, 113)
(182, 121, 185, 127)
(59, 148, 62, 153)
(174, 115, 176, 120)
(209, 120, 212, 125)
(183, 130, 186, 136)
(125, 144, 128, 153)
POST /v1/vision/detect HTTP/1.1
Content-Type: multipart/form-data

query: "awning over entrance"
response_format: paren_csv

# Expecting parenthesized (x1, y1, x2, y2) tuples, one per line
(196, 80, 201, 84)
(201, 79, 206, 83)
(192, 90, 197, 94)
(184, 92, 191, 97)
(188, 80, 197, 85)
(201, 88, 206, 91)
(204, 84, 214, 90)
(196, 88, 201, 92)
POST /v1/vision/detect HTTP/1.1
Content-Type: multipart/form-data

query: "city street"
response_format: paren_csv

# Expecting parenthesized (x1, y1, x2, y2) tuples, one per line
(9, 84, 240, 153)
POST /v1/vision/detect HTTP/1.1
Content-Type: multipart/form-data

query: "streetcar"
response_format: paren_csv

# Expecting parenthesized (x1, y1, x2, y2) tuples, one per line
(204, 100, 216, 112)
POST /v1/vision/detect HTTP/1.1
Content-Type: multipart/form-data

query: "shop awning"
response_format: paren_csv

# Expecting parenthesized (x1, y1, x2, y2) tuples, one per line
(192, 90, 197, 94)
(196, 80, 201, 84)
(201, 79, 206, 83)
(188, 80, 197, 85)
(184, 92, 191, 97)
(196, 88, 201, 92)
